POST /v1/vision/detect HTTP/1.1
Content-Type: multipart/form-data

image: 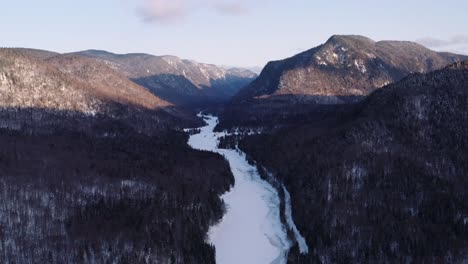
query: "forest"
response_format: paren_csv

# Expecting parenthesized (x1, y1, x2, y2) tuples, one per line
(0, 107, 234, 264)
(235, 62, 468, 263)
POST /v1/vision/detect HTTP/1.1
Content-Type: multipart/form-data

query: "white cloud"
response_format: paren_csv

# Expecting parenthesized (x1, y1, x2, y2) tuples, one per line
(212, 2, 248, 15)
(417, 35, 468, 55)
(138, 0, 250, 24)
(139, 0, 188, 23)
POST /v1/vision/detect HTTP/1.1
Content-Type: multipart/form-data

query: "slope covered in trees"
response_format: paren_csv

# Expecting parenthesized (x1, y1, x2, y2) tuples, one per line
(238, 61, 468, 263)
(0, 118, 234, 263)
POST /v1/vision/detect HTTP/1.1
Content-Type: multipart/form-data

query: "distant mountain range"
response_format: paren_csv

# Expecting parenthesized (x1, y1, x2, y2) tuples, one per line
(0, 47, 258, 133)
(71, 50, 257, 105)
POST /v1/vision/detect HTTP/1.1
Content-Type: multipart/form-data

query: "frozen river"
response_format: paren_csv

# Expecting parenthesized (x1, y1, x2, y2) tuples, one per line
(187, 114, 291, 264)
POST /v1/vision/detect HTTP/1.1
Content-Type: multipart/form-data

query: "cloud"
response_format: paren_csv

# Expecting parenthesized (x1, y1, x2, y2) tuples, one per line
(212, 2, 248, 15)
(416, 35, 468, 55)
(138, 0, 250, 24)
(139, 0, 188, 23)
(417, 35, 468, 48)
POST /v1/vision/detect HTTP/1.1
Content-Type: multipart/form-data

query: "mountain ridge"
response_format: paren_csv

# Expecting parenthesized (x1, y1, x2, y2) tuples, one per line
(71, 49, 257, 105)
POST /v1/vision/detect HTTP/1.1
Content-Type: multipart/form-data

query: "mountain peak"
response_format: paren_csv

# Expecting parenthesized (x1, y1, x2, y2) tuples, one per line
(159, 55, 183, 64)
(79, 49, 117, 56)
(325, 35, 376, 46)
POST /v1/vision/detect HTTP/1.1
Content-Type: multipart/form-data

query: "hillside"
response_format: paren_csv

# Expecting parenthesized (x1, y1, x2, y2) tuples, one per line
(0, 49, 102, 114)
(46, 54, 170, 109)
(0, 48, 197, 135)
(237, 61, 468, 263)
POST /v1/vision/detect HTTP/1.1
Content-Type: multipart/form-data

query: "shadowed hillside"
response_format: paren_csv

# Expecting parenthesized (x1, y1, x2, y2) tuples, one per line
(238, 61, 468, 263)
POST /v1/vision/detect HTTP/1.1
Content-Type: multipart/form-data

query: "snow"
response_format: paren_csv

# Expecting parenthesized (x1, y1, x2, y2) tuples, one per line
(354, 60, 367, 73)
(365, 52, 377, 59)
(412, 96, 427, 120)
(315, 56, 328, 66)
(282, 185, 309, 254)
(346, 164, 368, 181)
(188, 114, 291, 264)
(379, 81, 391, 88)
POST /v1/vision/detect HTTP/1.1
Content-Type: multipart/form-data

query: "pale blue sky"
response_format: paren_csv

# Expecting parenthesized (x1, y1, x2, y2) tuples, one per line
(1, 0, 467, 67)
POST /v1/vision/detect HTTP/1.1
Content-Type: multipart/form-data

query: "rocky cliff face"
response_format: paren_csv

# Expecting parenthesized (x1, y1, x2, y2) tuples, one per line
(235, 35, 467, 104)
(73, 50, 257, 105)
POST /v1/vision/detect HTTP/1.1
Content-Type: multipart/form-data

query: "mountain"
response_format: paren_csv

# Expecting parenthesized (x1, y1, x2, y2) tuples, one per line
(0, 48, 194, 135)
(217, 35, 468, 130)
(0, 49, 171, 111)
(235, 35, 467, 104)
(237, 61, 468, 263)
(72, 50, 257, 105)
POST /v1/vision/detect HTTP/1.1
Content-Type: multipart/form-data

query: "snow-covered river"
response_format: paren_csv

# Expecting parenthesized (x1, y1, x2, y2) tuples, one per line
(187, 114, 307, 264)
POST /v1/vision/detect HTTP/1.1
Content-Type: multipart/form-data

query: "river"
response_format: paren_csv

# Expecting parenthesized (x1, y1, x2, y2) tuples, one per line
(187, 114, 294, 264)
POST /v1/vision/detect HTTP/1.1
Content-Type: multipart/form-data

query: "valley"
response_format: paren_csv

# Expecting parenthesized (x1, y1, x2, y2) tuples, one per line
(1, 33, 467, 264)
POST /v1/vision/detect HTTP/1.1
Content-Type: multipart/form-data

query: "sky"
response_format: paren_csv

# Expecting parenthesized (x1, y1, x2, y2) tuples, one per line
(1, 0, 467, 68)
